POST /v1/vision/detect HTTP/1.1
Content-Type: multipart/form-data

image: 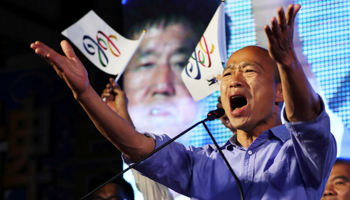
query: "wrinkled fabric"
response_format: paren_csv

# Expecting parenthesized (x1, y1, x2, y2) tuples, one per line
(124, 102, 336, 200)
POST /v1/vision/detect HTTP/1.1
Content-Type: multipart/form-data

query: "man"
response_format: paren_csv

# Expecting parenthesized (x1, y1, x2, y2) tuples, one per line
(30, 3, 336, 199)
(88, 173, 134, 200)
(322, 158, 350, 199)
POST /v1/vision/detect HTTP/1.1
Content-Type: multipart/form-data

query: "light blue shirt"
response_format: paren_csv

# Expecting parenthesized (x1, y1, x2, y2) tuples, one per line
(124, 104, 337, 200)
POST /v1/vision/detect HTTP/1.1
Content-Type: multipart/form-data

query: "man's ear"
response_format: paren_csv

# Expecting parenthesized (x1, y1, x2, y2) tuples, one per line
(275, 83, 283, 103)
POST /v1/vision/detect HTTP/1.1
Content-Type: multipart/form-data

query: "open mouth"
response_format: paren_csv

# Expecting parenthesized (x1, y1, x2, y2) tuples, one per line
(230, 96, 247, 112)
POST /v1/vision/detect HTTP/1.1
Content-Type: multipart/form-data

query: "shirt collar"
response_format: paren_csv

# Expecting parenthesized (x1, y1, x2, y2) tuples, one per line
(268, 124, 290, 142)
(222, 134, 246, 150)
(221, 124, 290, 150)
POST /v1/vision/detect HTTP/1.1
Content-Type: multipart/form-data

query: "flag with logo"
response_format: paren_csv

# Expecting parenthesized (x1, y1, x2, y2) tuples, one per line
(181, 2, 227, 101)
(62, 10, 145, 81)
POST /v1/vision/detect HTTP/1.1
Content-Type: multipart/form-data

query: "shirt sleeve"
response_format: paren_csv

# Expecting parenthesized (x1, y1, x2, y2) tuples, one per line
(284, 96, 337, 188)
(122, 133, 196, 196)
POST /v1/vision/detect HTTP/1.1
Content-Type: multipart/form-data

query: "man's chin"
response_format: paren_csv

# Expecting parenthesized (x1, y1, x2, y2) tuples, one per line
(134, 119, 191, 134)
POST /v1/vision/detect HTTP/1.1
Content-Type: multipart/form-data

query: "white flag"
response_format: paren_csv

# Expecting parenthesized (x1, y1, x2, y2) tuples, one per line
(181, 2, 227, 101)
(62, 10, 145, 81)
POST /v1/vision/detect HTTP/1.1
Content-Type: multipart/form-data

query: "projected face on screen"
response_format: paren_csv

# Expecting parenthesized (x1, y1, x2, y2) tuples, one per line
(123, 23, 199, 140)
(122, 0, 350, 199)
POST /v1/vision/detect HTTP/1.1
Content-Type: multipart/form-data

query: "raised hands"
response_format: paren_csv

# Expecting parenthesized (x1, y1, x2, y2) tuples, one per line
(265, 4, 321, 122)
(30, 40, 89, 99)
(101, 78, 135, 128)
(264, 4, 301, 67)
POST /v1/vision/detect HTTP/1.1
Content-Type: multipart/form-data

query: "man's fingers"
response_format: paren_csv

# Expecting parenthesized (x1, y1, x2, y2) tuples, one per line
(218, 96, 222, 103)
(277, 7, 287, 31)
(286, 4, 297, 26)
(61, 40, 77, 59)
(114, 84, 122, 90)
(293, 4, 301, 22)
(31, 41, 52, 59)
(264, 25, 276, 45)
(109, 78, 115, 86)
(31, 41, 68, 74)
(103, 88, 112, 94)
(113, 84, 124, 95)
(110, 78, 119, 89)
(46, 52, 67, 74)
(217, 96, 223, 109)
(102, 91, 111, 97)
(271, 17, 283, 39)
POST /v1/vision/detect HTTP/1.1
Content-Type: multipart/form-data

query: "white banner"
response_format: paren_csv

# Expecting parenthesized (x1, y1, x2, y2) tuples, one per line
(181, 2, 227, 102)
(62, 10, 145, 81)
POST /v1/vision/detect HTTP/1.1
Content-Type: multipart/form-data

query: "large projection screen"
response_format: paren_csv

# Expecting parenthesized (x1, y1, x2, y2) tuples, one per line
(122, 0, 350, 199)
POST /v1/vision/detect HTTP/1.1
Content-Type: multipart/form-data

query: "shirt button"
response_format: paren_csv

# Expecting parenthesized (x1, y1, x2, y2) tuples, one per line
(245, 180, 249, 184)
(248, 150, 252, 155)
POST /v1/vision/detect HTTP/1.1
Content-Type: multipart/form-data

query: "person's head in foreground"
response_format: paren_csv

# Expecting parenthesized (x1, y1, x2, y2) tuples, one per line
(322, 158, 350, 200)
(122, 0, 224, 138)
(88, 173, 134, 200)
(220, 46, 283, 137)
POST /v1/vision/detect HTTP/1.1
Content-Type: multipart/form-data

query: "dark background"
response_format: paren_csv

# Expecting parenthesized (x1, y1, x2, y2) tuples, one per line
(0, 0, 125, 199)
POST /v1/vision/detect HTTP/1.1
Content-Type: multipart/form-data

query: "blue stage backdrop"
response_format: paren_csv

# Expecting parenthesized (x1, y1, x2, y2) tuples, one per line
(121, 0, 350, 199)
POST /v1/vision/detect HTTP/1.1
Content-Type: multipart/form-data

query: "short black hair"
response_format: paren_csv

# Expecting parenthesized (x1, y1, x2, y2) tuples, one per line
(123, 0, 230, 45)
(119, 0, 231, 88)
(87, 171, 134, 200)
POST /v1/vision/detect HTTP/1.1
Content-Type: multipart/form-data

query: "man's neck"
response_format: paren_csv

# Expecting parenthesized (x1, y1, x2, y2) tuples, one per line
(235, 109, 282, 148)
(235, 133, 255, 148)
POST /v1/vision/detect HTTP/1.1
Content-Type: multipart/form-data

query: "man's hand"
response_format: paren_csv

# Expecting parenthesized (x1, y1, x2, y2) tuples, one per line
(101, 78, 135, 128)
(264, 4, 320, 122)
(264, 4, 301, 67)
(30, 40, 89, 99)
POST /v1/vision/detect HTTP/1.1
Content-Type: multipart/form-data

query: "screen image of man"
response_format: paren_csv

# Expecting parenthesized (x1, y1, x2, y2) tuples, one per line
(104, 0, 225, 199)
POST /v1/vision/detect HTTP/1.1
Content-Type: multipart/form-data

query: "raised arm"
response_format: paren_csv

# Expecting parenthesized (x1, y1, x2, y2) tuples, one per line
(30, 40, 155, 160)
(264, 4, 321, 122)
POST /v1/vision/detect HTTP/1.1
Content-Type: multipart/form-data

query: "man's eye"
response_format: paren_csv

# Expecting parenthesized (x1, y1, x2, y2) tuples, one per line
(173, 62, 188, 69)
(139, 63, 155, 69)
(245, 69, 254, 73)
(335, 181, 344, 185)
(223, 73, 231, 77)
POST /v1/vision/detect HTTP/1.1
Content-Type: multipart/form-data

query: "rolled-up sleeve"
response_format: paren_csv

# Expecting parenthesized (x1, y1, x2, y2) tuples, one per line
(122, 133, 195, 196)
(284, 97, 337, 188)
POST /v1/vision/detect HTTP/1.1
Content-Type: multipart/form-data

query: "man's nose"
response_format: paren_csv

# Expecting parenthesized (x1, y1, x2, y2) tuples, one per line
(323, 184, 336, 197)
(151, 64, 176, 96)
(229, 72, 244, 88)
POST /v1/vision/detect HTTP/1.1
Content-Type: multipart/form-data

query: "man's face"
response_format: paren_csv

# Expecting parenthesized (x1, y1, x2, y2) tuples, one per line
(220, 46, 281, 132)
(322, 163, 350, 200)
(123, 24, 198, 137)
(91, 183, 126, 200)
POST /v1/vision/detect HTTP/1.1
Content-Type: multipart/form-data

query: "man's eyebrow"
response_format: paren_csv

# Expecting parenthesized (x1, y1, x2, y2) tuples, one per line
(223, 62, 262, 72)
(223, 64, 234, 72)
(332, 175, 350, 182)
(240, 62, 262, 69)
(140, 46, 191, 58)
(140, 49, 155, 57)
(174, 46, 192, 54)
